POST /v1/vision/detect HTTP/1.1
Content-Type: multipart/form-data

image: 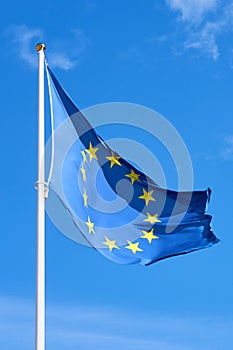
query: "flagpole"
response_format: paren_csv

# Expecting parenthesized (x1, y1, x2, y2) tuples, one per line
(35, 42, 46, 350)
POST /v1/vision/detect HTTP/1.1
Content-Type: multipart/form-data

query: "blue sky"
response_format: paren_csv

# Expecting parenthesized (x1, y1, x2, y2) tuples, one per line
(1, 0, 233, 349)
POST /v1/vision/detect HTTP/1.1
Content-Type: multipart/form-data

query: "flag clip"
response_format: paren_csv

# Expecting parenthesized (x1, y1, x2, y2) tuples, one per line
(34, 181, 49, 199)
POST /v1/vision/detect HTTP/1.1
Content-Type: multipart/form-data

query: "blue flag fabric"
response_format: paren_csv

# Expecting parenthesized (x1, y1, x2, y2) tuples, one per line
(46, 66, 219, 265)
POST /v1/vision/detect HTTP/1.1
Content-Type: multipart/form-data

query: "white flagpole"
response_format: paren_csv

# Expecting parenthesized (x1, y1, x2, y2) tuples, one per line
(35, 43, 46, 350)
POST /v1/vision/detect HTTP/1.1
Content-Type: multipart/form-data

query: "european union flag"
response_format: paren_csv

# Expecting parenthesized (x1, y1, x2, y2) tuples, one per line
(46, 66, 219, 266)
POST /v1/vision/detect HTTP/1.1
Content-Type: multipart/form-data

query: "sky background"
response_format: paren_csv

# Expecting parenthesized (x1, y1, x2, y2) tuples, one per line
(1, 0, 233, 349)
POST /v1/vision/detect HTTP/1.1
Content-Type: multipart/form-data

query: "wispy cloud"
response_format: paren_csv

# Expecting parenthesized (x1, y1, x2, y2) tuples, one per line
(166, 0, 233, 61)
(5, 25, 89, 70)
(222, 135, 233, 160)
(5, 24, 43, 67)
(47, 52, 77, 70)
(166, 0, 218, 24)
(46, 28, 90, 70)
(183, 21, 220, 60)
(1, 295, 233, 350)
(118, 47, 144, 63)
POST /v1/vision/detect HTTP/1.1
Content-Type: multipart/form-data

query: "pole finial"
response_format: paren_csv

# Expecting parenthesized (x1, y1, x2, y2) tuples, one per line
(36, 43, 46, 52)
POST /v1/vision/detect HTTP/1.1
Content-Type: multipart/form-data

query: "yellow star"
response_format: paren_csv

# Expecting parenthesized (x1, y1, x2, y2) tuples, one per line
(141, 228, 159, 243)
(81, 150, 87, 163)
(86, 142, 99, 161)
(80, 164, 87, 181)
(138, 188, 156, 206)
(125, 240, 143, 254)
(85, 216, 95, 234)
(143, 212, 161, 224)
(106, 151, 121, 168)
(102, 236, 120, 252)
(125, 169, 140, 184)
(82, 188, 88, 207)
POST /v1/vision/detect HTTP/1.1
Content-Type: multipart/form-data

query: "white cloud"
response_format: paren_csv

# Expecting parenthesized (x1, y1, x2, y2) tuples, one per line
(1, 295, 233, 350)
(222, 135, 233, 160)
(166, 1, 233, 61)
(5, 24, 43, 67)
(46, 28, 89, 70)
(184, 21, 220, 60)
(5, 25, 89, 70)
(118, 47, 143, 62)
(47, 52, 77, 70)
(166, 0, 218, 24)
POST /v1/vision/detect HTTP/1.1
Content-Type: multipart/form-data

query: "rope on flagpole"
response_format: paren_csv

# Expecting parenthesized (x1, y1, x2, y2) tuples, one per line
(34, 58, 55, 200)
(44, 60, 55, 196)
